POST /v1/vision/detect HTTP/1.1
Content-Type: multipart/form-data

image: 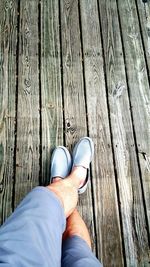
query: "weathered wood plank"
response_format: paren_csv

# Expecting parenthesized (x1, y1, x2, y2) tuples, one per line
(60, 0, 96, 251)
(80, 1, 124, 265)
(40, 0, 63, 184)
(118, 0, 150, 237)
(136, 0, 150, 77)
(14, 0, 40, 206)
(0, 0, 18, 223)
(98, 0, 150, 265)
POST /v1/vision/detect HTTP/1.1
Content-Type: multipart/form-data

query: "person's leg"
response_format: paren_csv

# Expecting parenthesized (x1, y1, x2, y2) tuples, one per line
(0, 137, 101, 267)
(49, 138, 102, 266)
(0, 167, 84, 267)
(62, 209, 103, 267)
(63, 209, 91, 248)
(47, 166, 87, 217)
(0, 187, 65, 267)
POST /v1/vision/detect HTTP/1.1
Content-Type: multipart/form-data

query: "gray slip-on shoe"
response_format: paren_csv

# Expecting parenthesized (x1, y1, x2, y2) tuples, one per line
(50, 146, 72, 183)
(72, 137, 94, 194)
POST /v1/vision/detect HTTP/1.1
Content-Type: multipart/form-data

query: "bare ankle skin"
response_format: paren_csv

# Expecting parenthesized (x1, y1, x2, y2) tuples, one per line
(47, 178, 78, 218)
(47, 166, 87, 218)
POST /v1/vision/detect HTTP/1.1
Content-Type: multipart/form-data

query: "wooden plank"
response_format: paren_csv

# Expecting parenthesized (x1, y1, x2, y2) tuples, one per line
(136, 0, 150, 76)
(79, 1, 124, 265)
(98, 0, 150, 265)
(40, 0, 63, 184)
(118, 0, 150, 237)
(0, 1, 18, 223)
(60, 0, 96, 251)
(14, 0, 40, 206)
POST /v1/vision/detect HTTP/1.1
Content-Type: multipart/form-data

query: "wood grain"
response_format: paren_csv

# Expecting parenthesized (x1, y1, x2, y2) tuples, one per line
(40, 0, 63, 184)
(14, 0, 40, 206)
(0, 0, 149, 265)
(60, 0, 96, 251)
(137, 0, 150, 77)
(98, 0, 150, 265)
(118, 0, 150, 238)
(80, 1, 124, 266)
(0, 0, 18, 223)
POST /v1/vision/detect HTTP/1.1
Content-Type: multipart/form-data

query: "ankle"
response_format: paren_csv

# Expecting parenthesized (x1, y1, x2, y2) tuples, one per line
(68, 167, 87, 188)
(47, 180, 78, 218)
(51, 177, 62, 183)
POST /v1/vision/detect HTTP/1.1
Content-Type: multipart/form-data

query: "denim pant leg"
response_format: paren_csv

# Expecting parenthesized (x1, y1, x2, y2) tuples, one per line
(0, 186, 66, 267)
(62, 236, 103, 267)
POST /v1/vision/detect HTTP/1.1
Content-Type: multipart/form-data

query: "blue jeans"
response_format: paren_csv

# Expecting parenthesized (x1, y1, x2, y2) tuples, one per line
(0, 187, 102, 267)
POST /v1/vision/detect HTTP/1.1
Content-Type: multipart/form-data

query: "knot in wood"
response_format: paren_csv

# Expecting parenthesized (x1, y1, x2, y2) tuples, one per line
(112, 82, 126, 99)
(24, 78, 31, 88)
(5, 1, 12, 10)
(65, 53, 71, 68)
(65, 118, 77, 134)
(147, 27, 150, 37)
(25, 27, 30, 37)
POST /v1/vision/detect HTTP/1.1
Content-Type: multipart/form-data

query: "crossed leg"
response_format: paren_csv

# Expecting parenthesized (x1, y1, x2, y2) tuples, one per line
(47, 166, 101, 267)
(47, 166, 91, 247)
(0, 166, 102, 267)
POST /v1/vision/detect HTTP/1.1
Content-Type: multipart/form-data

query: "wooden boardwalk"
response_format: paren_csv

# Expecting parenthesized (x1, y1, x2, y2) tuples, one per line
(0, 0, 150, 266)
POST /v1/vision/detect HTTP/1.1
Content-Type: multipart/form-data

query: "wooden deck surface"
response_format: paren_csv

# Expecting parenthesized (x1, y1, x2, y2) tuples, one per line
(0, 0, 150, 266)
